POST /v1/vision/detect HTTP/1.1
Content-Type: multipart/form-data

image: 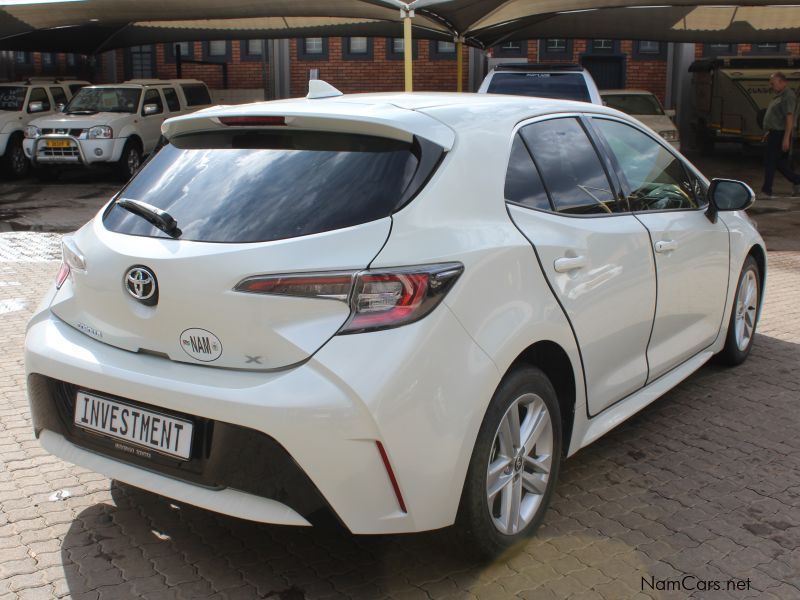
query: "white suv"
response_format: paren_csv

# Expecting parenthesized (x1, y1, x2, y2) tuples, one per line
(23, 79, 212, 180)
(479, 64, 603, 104)
(0, 79, 89, 177)
(25, 90, 765, 557)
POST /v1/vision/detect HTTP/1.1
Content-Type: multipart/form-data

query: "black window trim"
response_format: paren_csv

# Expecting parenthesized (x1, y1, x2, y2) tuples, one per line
(747, 42, 788, 56)
(297, 37, 329, 60)
(492, 40, 528, 58)
(505, 112, 628, 219)
(587, 114, 709, 214)
(385, 37, 419, 60)
(239, 39, 268, 62)
(202, 40, 232, 62)
(586, 39, 619, 54)
(633, 40, 668, 61)
(429, 39, 458, 60)
(164, 41, 196, 63)
(342, 36, 374, 60)
(540, 38, 573, 59)
(702, 43, 738, 58)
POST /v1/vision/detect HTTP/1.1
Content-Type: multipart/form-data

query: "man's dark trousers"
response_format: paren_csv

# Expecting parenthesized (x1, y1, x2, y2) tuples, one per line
(763, 130, 800, 194)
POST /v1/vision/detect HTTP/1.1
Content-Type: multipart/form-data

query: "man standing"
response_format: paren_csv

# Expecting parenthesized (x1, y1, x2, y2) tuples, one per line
(762, 71, 800, 198)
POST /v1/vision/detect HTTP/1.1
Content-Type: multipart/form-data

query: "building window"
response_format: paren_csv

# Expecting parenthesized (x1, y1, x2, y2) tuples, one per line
(589, 39, 618, 53)
(430, 40, 457, 60)
(164, 41, 195, 63)
(703, 43, 737, 57)
(493, 40, 527, 57)
(240, 39, 266, 62)
(343, 36, 373, 60)
(540, 39, 573, 59)
(298, 37, 328, 60)
(386, 37, 417, 60)
(748, 42, 786, 55)
(633, 40, 667, 60)
(40, 52, 56, 72)
(14, 51, 31, 65)
(203, 40, 231, 61)
(65, 53, 77, 68)
(126, 45, 155, 79)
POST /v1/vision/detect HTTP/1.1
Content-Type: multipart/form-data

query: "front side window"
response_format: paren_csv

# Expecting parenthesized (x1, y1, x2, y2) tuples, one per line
(28, 88, 51, 113)
(49, 87, 68, 107)
(520, 118, 620, 215)
(104, 131, 441, 244)
(504, 134, 551, 211)
(141, 89, 163, 115)
(592, 118, 698, 212)
(65, 88, 141, 114)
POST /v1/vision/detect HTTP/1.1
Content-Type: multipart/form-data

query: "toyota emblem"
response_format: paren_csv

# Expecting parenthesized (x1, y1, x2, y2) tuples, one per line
(125, 266, 158, 306)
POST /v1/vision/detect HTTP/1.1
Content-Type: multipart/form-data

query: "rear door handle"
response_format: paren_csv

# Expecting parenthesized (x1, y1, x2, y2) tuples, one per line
(654, 240, 678, 253)
(554, 256, 587, 273)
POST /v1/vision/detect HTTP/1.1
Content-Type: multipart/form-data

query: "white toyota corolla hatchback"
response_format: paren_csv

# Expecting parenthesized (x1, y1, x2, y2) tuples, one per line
(25, 87, 765, 556)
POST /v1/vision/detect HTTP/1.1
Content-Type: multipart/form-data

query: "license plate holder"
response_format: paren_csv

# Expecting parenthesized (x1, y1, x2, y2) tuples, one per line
(73, 392, 193, 461)
(45, 139, 72, 148)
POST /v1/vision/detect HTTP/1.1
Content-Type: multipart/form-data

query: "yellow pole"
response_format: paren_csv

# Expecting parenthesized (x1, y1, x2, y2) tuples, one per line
(456, 38, 463, 92)
(403, 8, 413, 92)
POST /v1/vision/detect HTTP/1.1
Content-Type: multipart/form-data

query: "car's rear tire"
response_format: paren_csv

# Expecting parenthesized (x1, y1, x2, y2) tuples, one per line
(3, 133, 30, 178)
(455, 366, 562, 558)
(116, 139, 142, 182)
(717, 255, 761, 366)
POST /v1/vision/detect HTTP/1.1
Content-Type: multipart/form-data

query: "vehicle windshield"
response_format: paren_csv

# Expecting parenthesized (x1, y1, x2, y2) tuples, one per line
(0, 86, 26, 111)
(64, 87, 141, 114)
(487, 72, 591, 102)
(602, 93, 664, 115)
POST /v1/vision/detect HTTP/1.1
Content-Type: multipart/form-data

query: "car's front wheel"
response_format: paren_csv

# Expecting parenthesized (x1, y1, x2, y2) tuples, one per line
(717, 255, 761, 365)
(116, 139, 142, 181)
(3, 134, 30, 178)
(456, 366, 562, 558)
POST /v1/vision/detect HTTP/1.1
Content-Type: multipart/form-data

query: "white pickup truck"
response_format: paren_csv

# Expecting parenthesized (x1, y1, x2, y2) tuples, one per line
(23, 79, 212, 181)
(0, 79, 89, 178)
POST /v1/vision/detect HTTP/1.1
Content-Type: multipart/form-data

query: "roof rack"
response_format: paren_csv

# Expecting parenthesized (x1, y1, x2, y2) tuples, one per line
(494, 63, 584, 72)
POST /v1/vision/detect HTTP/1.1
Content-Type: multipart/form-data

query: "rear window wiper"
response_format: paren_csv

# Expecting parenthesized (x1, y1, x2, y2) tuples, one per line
(116, 198, 182, 238)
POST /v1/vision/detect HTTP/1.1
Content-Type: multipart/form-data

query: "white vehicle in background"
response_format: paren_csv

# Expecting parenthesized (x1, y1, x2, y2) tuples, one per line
(25, 87, 765, 557)
(0, 78, 89, 178)
(601, 89, 680, 149)
(23, 79, 212, 181)
(479, 64, 603, 104)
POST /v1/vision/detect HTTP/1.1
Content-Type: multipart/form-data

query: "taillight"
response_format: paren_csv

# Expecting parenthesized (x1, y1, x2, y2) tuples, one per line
(233, 263, 463, 333)
(218, 116, 287, 127)
(55, 236, 86, 289)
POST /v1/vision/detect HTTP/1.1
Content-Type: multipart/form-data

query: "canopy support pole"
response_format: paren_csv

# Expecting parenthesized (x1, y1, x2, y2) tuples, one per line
(456, 36, 464, 92)
(401, 6, 414, 92)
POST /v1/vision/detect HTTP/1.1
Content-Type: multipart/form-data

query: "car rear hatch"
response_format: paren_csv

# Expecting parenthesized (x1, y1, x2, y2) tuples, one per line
(50, 109, 450, 370)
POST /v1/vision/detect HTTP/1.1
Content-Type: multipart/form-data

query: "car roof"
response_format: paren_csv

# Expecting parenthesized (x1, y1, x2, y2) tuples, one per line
(163, 91, 629, 148)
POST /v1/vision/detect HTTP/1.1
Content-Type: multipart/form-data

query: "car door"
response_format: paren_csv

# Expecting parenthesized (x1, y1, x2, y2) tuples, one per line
(138, 88, 165, 153)
(505, 116, 657, 416)
(590, 117, 730, 381)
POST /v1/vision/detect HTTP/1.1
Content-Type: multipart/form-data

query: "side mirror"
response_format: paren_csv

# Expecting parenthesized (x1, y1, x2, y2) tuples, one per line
(28, 101, 45, 113)
(665, 108, 677, 119)
(142, 103, 159, 116)
(706, 178, 755, 223)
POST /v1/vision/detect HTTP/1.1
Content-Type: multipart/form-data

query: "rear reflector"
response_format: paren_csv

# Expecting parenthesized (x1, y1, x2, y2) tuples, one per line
(55, 262, 70, 289)
(376, 441, 407, 513)
(218, 116, 286, 127)
(233, 262, 463, 334)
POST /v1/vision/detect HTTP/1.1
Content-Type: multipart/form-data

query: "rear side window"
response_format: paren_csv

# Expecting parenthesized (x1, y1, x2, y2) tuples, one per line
(487, 72, 590, 103)
(103, 131, 442, 243)
(181, 84, 211, 106)
(504, 134, 551, 211)
(163, 87, 181, 112)
(49, 87, 68, 106)
(520, 118, 621, 215)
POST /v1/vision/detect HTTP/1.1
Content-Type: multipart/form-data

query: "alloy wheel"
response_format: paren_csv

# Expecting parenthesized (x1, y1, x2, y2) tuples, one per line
(486, 392, 553, 535)
(735, 269, 759, 351)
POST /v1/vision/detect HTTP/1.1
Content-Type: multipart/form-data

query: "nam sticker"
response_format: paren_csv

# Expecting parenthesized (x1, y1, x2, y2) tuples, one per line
(179, 328, 223, 362)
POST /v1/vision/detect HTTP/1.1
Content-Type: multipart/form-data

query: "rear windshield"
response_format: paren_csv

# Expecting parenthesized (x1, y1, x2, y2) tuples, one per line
(602, 94, 664, 115)
(103, 130, 439, 243)
(487, 72, 591, 103)
(181, 84, 211, 106)
(65, 88, 141, 114)
(0, 86, 26, 111)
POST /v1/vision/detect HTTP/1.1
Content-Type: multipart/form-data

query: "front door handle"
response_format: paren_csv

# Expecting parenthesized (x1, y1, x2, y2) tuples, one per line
(554, 256, 587, 273)
(654, 240, 678, 253)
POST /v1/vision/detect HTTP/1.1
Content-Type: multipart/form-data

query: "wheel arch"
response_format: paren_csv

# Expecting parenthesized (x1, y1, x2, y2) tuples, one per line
(506, 340, 576, 457)
(748, 243, 766, 295)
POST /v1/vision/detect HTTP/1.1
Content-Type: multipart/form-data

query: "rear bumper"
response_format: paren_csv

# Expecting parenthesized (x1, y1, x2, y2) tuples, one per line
(25, 306, 499, 534)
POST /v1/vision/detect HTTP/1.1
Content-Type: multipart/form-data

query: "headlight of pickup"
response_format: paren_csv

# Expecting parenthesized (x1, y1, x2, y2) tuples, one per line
(23, 126, 41, 139)
(87, 126, 113, 139)
(659, 129, 679, 142)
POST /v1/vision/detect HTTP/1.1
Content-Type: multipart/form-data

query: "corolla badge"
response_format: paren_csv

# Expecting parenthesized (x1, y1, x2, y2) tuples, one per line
(125, 265, 158, 306)
(180, 328, 223, 362)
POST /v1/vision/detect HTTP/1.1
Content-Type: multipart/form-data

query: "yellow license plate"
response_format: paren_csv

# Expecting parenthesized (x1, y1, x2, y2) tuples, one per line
(45, 140, 71, 148)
